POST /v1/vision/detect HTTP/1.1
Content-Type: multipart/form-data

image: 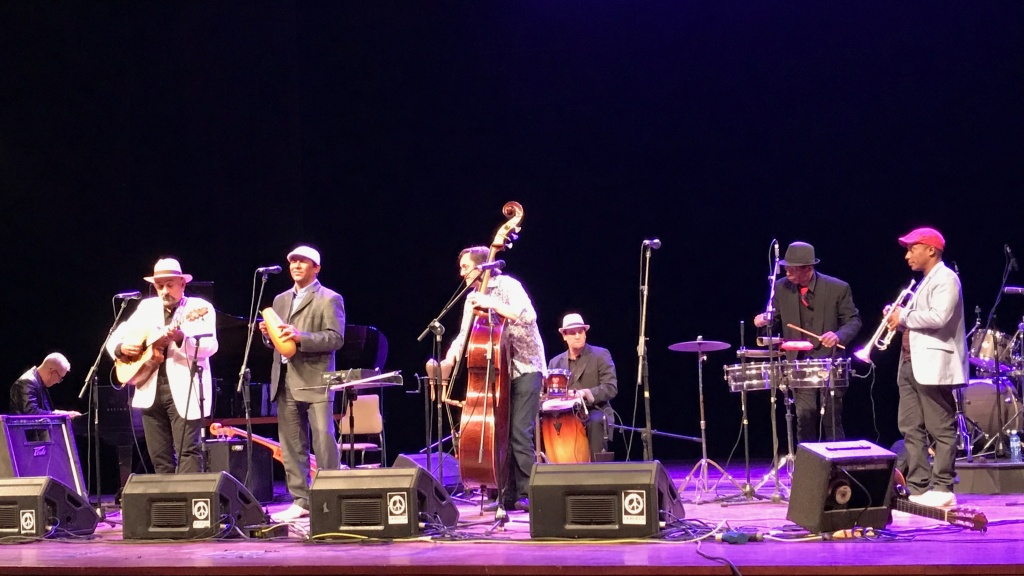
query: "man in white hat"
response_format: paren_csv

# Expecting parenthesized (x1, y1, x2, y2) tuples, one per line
(10, 352, 82, 418)
(547, 313, 619, 459)
(107, 257, 218, 474)
(260, 244, 345, 522)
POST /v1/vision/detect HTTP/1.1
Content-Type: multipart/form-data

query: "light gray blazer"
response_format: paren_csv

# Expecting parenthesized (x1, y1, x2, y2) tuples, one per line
(899, 261, 968, 385)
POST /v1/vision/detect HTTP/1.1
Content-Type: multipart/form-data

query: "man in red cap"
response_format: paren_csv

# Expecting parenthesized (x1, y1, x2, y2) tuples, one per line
(885, 227, 967, 508)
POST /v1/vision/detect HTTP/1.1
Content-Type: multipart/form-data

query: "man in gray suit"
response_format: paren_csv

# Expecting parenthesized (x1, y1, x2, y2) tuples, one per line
(260, 245, 345, 522)
(547, 313, 618, 459)
(886, 227, 966, 508)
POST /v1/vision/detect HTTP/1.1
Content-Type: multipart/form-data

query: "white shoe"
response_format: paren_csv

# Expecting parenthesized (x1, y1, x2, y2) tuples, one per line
(270, 503, 309, 522)
(910, 490, 957, 507)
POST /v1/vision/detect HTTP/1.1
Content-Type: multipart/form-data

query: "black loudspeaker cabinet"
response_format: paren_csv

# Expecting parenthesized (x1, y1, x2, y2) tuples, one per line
(121, 471, 267, 540)
(392, 453, 462, 492)
(0, 476, 98, 537)
(205, 439, 273, 503)
(786, 441, 897, 533)
(310, 467, 459, 539)
(528, 461, 684, 539)
(0, 415, 87, 498)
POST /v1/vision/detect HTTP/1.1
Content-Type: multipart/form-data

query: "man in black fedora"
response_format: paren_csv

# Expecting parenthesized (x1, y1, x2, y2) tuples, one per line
(754, 241, 862, 443)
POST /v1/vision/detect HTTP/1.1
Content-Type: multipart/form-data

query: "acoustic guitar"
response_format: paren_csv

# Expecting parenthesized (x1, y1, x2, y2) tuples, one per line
(892, 469, 987, 532)
(209, 422, 318, 477)
(114, 306, 209, 386)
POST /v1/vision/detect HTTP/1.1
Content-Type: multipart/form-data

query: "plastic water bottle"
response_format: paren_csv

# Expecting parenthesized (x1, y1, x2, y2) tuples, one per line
(1010, 430, 1022, 463)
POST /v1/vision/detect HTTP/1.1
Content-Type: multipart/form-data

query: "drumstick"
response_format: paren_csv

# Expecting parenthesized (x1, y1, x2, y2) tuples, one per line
(786, 323, 846, 350)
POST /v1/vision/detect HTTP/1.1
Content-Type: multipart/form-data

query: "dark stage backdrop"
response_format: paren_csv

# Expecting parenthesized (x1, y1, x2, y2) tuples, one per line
(2, 3, 1022, 482)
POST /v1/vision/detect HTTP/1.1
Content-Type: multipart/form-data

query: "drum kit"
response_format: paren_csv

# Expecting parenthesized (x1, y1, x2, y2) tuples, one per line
(958, 312, 1024, 460)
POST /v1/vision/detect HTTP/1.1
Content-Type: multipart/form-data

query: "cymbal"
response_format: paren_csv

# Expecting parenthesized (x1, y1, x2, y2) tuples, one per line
(780, 340, 813, 351)
(668, 339, 731, 353)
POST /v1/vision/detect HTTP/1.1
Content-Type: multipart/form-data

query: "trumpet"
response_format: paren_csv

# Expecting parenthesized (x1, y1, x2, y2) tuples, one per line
(853, 279, 919, 364)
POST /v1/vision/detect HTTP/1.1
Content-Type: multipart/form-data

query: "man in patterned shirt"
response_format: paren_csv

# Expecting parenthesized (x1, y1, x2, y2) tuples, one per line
(442, 246, 546, 513)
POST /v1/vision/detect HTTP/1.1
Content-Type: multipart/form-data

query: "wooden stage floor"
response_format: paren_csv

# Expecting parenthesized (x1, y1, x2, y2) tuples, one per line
(2, 460, 1024, 576)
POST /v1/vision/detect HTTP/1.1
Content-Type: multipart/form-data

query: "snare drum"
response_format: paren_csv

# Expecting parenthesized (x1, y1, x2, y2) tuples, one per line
(544, 369, 572, 397)
(782, 358, 850, 389)
(970, 329, 1014, 374)
(962, 378, 1022, 439)
(724, 362, 774, 392)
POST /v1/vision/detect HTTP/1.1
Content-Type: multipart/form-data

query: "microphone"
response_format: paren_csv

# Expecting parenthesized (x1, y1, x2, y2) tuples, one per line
(114, 291, 142, 300)
(1004, 286, 1024, 295)
(642, 239, 662, 250)
(257, 265, 282, 274)
(775, 240, 780, 263)
(1006, 245, 1019, 272)
(475, 260, 506, 272)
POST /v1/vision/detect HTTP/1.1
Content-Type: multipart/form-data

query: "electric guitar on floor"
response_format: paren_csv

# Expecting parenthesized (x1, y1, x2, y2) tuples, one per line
(209, 422, 318, 477)
(892, 469, 988, 532)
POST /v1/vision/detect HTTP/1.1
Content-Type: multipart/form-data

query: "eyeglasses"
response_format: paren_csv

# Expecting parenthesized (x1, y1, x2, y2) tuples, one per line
(50, 368, 66, 383)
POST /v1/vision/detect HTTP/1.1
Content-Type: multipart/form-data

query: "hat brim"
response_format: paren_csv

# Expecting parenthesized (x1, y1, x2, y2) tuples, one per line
(559, 324, 590, 333)
(779, 258, 819, 266)
(144, 273, 193, 283)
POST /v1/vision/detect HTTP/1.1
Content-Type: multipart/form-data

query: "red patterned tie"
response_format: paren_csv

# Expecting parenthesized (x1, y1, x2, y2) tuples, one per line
(799, 286, 810, 308)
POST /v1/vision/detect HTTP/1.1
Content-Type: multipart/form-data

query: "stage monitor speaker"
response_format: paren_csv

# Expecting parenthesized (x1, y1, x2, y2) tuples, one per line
(310, 467, 459, 539)
(786, 441, 896, 534)
(205, 439, 274, 503)
(121, 471, 267, 540)
(528, 460, 684, 539)
(392, 453, 462, 492)
(0, 476, 98, 537)
(0, 415, 87, 498)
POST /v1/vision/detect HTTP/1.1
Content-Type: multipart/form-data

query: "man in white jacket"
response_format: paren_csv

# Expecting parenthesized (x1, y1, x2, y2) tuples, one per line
(886, 227, 967, 508)
(108, 257, 218, 473)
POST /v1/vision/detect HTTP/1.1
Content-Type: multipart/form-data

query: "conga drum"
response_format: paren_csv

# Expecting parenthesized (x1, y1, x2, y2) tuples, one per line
(539, 396, 591, 463)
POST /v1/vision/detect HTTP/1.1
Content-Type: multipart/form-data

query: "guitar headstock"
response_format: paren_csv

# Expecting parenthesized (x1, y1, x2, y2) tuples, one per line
(186, 307, 210, 322)
(945, 506, 989, 533)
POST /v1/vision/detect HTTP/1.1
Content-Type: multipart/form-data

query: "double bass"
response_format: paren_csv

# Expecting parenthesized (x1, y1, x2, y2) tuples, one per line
(457, 201, 524, 494)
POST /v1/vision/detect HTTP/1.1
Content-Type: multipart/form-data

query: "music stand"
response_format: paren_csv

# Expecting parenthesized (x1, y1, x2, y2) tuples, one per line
(670, 337, 743, 503)
(322, 370, 403, 469)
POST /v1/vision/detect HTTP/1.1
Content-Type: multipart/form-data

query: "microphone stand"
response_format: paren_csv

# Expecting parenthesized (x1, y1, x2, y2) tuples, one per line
(758, 240, 790, 501)
(975, 254, 1015, 458)
(187, 334, 210, 472)
(234, 270, 273, 490)
(416, 279, 476, 488)
(78, 297, 134, 515)
(636, 242, 656, 461)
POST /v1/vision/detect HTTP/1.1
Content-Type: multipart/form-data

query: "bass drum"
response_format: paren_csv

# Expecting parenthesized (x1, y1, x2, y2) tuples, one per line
(962, 378, 1022, 439)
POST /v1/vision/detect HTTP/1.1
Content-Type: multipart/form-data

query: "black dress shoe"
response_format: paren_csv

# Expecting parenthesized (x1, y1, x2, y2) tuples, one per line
(514, 498, 530, 512)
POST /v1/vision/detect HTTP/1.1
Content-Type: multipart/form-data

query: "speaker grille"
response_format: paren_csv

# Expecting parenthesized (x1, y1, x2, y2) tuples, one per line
(566, 494, 617, 526)
(339, 498, 383, 526)
(0, 504, 18, 531)
(151, 501, 188, 528)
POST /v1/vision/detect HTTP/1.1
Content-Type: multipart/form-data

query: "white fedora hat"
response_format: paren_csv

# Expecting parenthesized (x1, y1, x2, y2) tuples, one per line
(558, 313, 590, 334)
(144, 258, 193, 283)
